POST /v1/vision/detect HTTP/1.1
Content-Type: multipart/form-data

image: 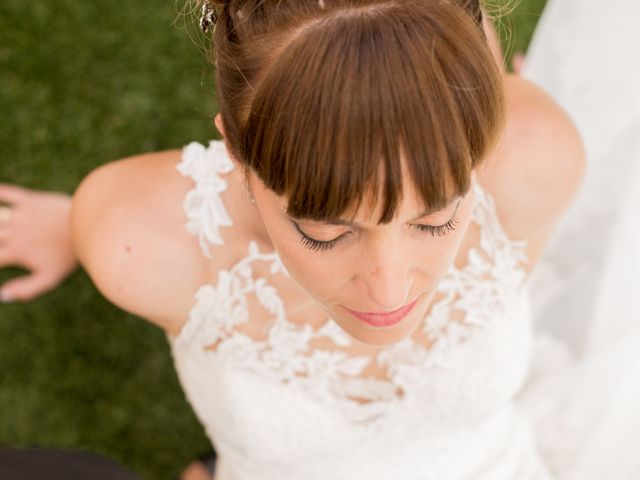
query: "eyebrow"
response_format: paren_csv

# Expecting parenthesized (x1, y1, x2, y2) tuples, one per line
(292, 195, 463, 227)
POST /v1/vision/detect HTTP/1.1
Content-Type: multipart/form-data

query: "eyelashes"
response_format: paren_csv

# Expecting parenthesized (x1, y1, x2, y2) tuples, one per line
(294, 223, 351, 251)
(299, 233, 348, 251)
(296, 216, 460, 252)
(412, 216, 460, 237)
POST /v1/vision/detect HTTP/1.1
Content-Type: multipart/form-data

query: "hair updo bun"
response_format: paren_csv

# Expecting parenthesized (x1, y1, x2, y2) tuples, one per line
(206, 0, 504, 223)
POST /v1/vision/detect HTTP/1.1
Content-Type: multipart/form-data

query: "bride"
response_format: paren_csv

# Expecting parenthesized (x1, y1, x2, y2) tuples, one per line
(2, 0, 623, 478)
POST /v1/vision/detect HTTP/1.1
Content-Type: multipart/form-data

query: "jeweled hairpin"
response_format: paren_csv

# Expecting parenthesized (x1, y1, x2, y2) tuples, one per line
(200, 1, 218, 33)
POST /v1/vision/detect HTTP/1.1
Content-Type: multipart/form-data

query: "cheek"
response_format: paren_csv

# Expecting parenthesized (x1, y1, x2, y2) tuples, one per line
(411, 203, 475, 280)
(407, 238, 461, 289)
(267, 228, 347, 303)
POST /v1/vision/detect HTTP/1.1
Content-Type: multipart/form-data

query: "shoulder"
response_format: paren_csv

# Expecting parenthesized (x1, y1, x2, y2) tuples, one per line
(478, 74, 587, 267)
(70, 148, 210, 334)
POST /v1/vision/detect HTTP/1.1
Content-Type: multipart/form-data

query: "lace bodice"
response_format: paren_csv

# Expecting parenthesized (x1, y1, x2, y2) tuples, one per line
(167, 140, 553, 480)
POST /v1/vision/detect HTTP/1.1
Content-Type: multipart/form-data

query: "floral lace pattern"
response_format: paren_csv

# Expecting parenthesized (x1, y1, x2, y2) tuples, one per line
(175, 140, 234, 258)
(172, 140, 533, 428)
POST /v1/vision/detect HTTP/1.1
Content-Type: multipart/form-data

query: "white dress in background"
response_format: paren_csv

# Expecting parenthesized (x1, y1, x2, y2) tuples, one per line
(524, 0, 640, 355)
(519, 0, 640, 478)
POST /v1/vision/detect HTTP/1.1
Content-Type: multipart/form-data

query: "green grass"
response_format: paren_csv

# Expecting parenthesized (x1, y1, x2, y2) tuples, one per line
(0, 1, 546, 478)
(493, 0, 549, 69)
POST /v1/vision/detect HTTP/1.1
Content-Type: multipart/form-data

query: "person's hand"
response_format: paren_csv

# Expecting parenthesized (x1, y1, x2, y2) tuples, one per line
(0, 184, 78, 303)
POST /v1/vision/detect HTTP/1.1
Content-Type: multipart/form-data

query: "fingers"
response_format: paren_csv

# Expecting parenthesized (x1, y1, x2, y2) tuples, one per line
(0, 272, 55, 303)
(0, 247, 14, 267)
(0, 184, 26, 205)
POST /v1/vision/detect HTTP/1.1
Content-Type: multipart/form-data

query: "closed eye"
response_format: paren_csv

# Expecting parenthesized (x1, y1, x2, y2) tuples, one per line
(294, 216, 459, 252)
(412, 216, 459, 237)
(293, 222, 351, 251)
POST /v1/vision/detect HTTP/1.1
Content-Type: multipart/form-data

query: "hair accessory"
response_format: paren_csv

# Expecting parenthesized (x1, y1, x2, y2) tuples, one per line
(200, 1, 219, 33)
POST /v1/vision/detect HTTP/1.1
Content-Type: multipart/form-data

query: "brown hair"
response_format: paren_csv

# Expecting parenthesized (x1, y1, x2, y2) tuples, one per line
(208, 0, 504, 223)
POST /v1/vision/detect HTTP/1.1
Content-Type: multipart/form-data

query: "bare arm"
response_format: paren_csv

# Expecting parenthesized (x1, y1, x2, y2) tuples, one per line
(70, 149, 202, 334)
(481, 75, 587, 272)
(0, 148, 199, 337)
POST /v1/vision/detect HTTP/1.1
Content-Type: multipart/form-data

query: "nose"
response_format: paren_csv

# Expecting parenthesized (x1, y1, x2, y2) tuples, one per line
(355, 243, 412, 312)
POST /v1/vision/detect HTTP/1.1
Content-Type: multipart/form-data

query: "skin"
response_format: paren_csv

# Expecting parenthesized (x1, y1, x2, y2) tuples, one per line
(0, 188, 76, 301)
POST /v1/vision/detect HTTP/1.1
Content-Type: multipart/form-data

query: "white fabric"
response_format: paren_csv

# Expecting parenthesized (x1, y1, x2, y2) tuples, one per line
(524, 0, 640, 355)
(176, 141, 235, 257)
(515, 1, 640, 479)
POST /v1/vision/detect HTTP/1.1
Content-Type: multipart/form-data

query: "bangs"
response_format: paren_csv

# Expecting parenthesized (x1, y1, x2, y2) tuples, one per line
(238, 1, 504, 223)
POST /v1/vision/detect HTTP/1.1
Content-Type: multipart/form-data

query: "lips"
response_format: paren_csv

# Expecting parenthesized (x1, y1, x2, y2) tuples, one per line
(343, 297, 420, 328)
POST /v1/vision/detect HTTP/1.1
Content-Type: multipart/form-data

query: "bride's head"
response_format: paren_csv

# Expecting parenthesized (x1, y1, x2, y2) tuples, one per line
(207, 0, 504, 346)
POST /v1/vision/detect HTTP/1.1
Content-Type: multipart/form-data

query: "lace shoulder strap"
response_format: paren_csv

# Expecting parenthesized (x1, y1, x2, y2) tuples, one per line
(175, 140, 235, 258)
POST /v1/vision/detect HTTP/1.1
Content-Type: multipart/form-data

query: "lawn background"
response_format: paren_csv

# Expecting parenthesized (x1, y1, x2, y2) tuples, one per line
(0, 1, 546, 478)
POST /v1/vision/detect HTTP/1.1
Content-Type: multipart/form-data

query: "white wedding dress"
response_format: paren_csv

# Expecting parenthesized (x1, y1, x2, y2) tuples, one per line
(521, 0, 640, 478)
(164, 1, 640, 478)
(168, 141, 555, 480)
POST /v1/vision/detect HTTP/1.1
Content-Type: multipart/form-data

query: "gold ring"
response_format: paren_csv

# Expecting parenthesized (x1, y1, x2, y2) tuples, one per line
(0, 205, 12, 227)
